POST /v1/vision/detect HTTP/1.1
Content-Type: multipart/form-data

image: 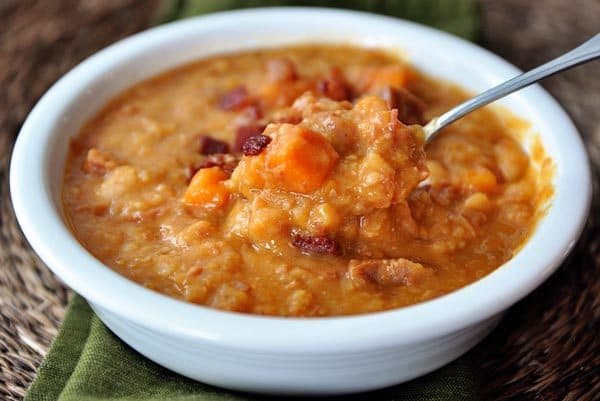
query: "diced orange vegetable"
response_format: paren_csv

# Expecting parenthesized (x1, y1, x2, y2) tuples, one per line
(260, 80, 312, 108)
(184, 167, 230, 208)
(367, 66, 413, 91)
(265, 125, 339, 193)
(463, 168, 498, 193)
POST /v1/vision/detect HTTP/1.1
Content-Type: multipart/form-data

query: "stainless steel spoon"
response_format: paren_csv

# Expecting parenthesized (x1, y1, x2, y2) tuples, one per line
(423, 33, 600, 143)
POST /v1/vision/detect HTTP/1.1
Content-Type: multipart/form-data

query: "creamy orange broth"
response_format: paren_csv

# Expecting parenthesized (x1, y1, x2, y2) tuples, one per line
(63, 45, 547, 316)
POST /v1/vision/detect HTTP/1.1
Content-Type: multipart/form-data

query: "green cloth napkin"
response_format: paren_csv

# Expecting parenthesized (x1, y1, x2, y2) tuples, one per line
(27, 295, 480, 401)
(26, 1, 481, 400)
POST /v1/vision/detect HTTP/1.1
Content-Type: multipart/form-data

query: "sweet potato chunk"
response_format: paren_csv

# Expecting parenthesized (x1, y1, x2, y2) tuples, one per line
(463, 168, 498, 193)
(364, 65, 413, 92)
(264, 125, 339, 193)
(184, 167, 230, 208)
(260, 80, 313, 108)
(348, 258, 433, 287)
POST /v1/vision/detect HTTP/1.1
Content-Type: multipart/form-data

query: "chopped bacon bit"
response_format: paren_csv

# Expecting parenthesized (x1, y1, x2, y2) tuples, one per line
(198, 135, 230, 155)
(266, 58, 298, 82)
(317, 79, 348, 101)
(381, 86, 426, 125)
(316, 67, 351, 101)
(83, 148, 117, 175)
(242, 134, 272, 156)
(291, 231, 340, 255)
(218, 86, 250, 111)
(348, 258, 433, 287)
(188, 154, 239, 181)
(234, 123, 267, 152)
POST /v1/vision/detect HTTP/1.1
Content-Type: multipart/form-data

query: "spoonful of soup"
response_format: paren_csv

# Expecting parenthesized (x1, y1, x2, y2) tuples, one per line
(423, 33, 600, 142)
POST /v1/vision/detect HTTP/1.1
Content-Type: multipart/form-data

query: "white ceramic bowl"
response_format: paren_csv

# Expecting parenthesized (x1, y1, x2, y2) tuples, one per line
(10, 8, 591, 395)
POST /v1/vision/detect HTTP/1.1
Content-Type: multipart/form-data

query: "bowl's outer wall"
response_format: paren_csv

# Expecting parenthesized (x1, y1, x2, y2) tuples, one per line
(92, 302, 503, 395)
(9, 8, 592, 394)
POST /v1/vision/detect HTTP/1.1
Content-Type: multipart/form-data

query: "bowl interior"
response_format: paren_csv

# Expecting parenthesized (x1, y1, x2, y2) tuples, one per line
(11, 8, 591, 351)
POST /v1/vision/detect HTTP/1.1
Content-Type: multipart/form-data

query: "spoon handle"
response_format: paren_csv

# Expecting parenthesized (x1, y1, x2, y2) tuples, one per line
(424, 33, 600, 142)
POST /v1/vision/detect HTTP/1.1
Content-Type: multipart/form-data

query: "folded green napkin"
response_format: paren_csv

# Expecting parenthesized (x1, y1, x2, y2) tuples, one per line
(26, 1, 480, 400)
(26, 295, 480, 401)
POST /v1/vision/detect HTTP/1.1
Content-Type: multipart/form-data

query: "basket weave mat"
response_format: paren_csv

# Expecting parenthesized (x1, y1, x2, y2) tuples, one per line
(1, 1, 598, 400)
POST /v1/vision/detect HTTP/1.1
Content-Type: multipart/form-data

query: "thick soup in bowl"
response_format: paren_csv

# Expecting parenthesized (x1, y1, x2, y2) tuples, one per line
(63, 45, 551, 317)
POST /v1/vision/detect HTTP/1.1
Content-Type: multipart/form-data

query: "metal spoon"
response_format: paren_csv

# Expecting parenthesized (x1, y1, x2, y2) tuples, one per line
(423, 33, 600, 143)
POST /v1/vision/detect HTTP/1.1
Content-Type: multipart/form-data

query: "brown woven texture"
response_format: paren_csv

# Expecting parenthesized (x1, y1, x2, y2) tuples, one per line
(0, 1, 598, 400)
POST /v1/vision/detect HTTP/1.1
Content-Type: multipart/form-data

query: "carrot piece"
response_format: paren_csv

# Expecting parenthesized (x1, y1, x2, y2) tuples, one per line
(368, 66, 413, 90)
(260, 80, 312, 108)
(184, 167, 230, 208)
(265, 125, 338, 193)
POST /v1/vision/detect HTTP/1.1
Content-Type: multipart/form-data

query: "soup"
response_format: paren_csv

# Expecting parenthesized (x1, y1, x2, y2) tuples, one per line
(63, 45, 550, 316)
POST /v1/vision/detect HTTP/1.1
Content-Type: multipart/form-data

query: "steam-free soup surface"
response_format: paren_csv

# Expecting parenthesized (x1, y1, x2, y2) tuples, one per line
(63, 45, 546, 316)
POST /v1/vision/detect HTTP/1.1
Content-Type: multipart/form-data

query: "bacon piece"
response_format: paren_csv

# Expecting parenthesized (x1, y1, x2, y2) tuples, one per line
(381, 86, 426, 125)
(198, 135, 230, 155)
(234, 123, 267, 152)
(242, 134, 272, 156)
(348, 258, 433, 287)
(218, 86, 250, 111)
(83, 148, 117, 175)
(316, 67, 351, 101)
(291, 231, 339, 255)
(266, 58, 298, 82)
(188, 154, 239, 181)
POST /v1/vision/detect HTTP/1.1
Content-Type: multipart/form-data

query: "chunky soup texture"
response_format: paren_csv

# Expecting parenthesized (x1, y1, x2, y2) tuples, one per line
(63, 45, 545, 316)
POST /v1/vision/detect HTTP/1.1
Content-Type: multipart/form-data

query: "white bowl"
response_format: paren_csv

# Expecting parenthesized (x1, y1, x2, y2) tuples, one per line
(10, 7, 591, 395)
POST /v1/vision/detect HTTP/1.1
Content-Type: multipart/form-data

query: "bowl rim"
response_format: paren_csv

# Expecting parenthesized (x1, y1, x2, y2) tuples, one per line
(10, 7, 592, 353)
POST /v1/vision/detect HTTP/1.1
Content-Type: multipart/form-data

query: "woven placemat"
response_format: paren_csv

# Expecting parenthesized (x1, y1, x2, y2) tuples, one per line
(1, 1, 598, 400)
